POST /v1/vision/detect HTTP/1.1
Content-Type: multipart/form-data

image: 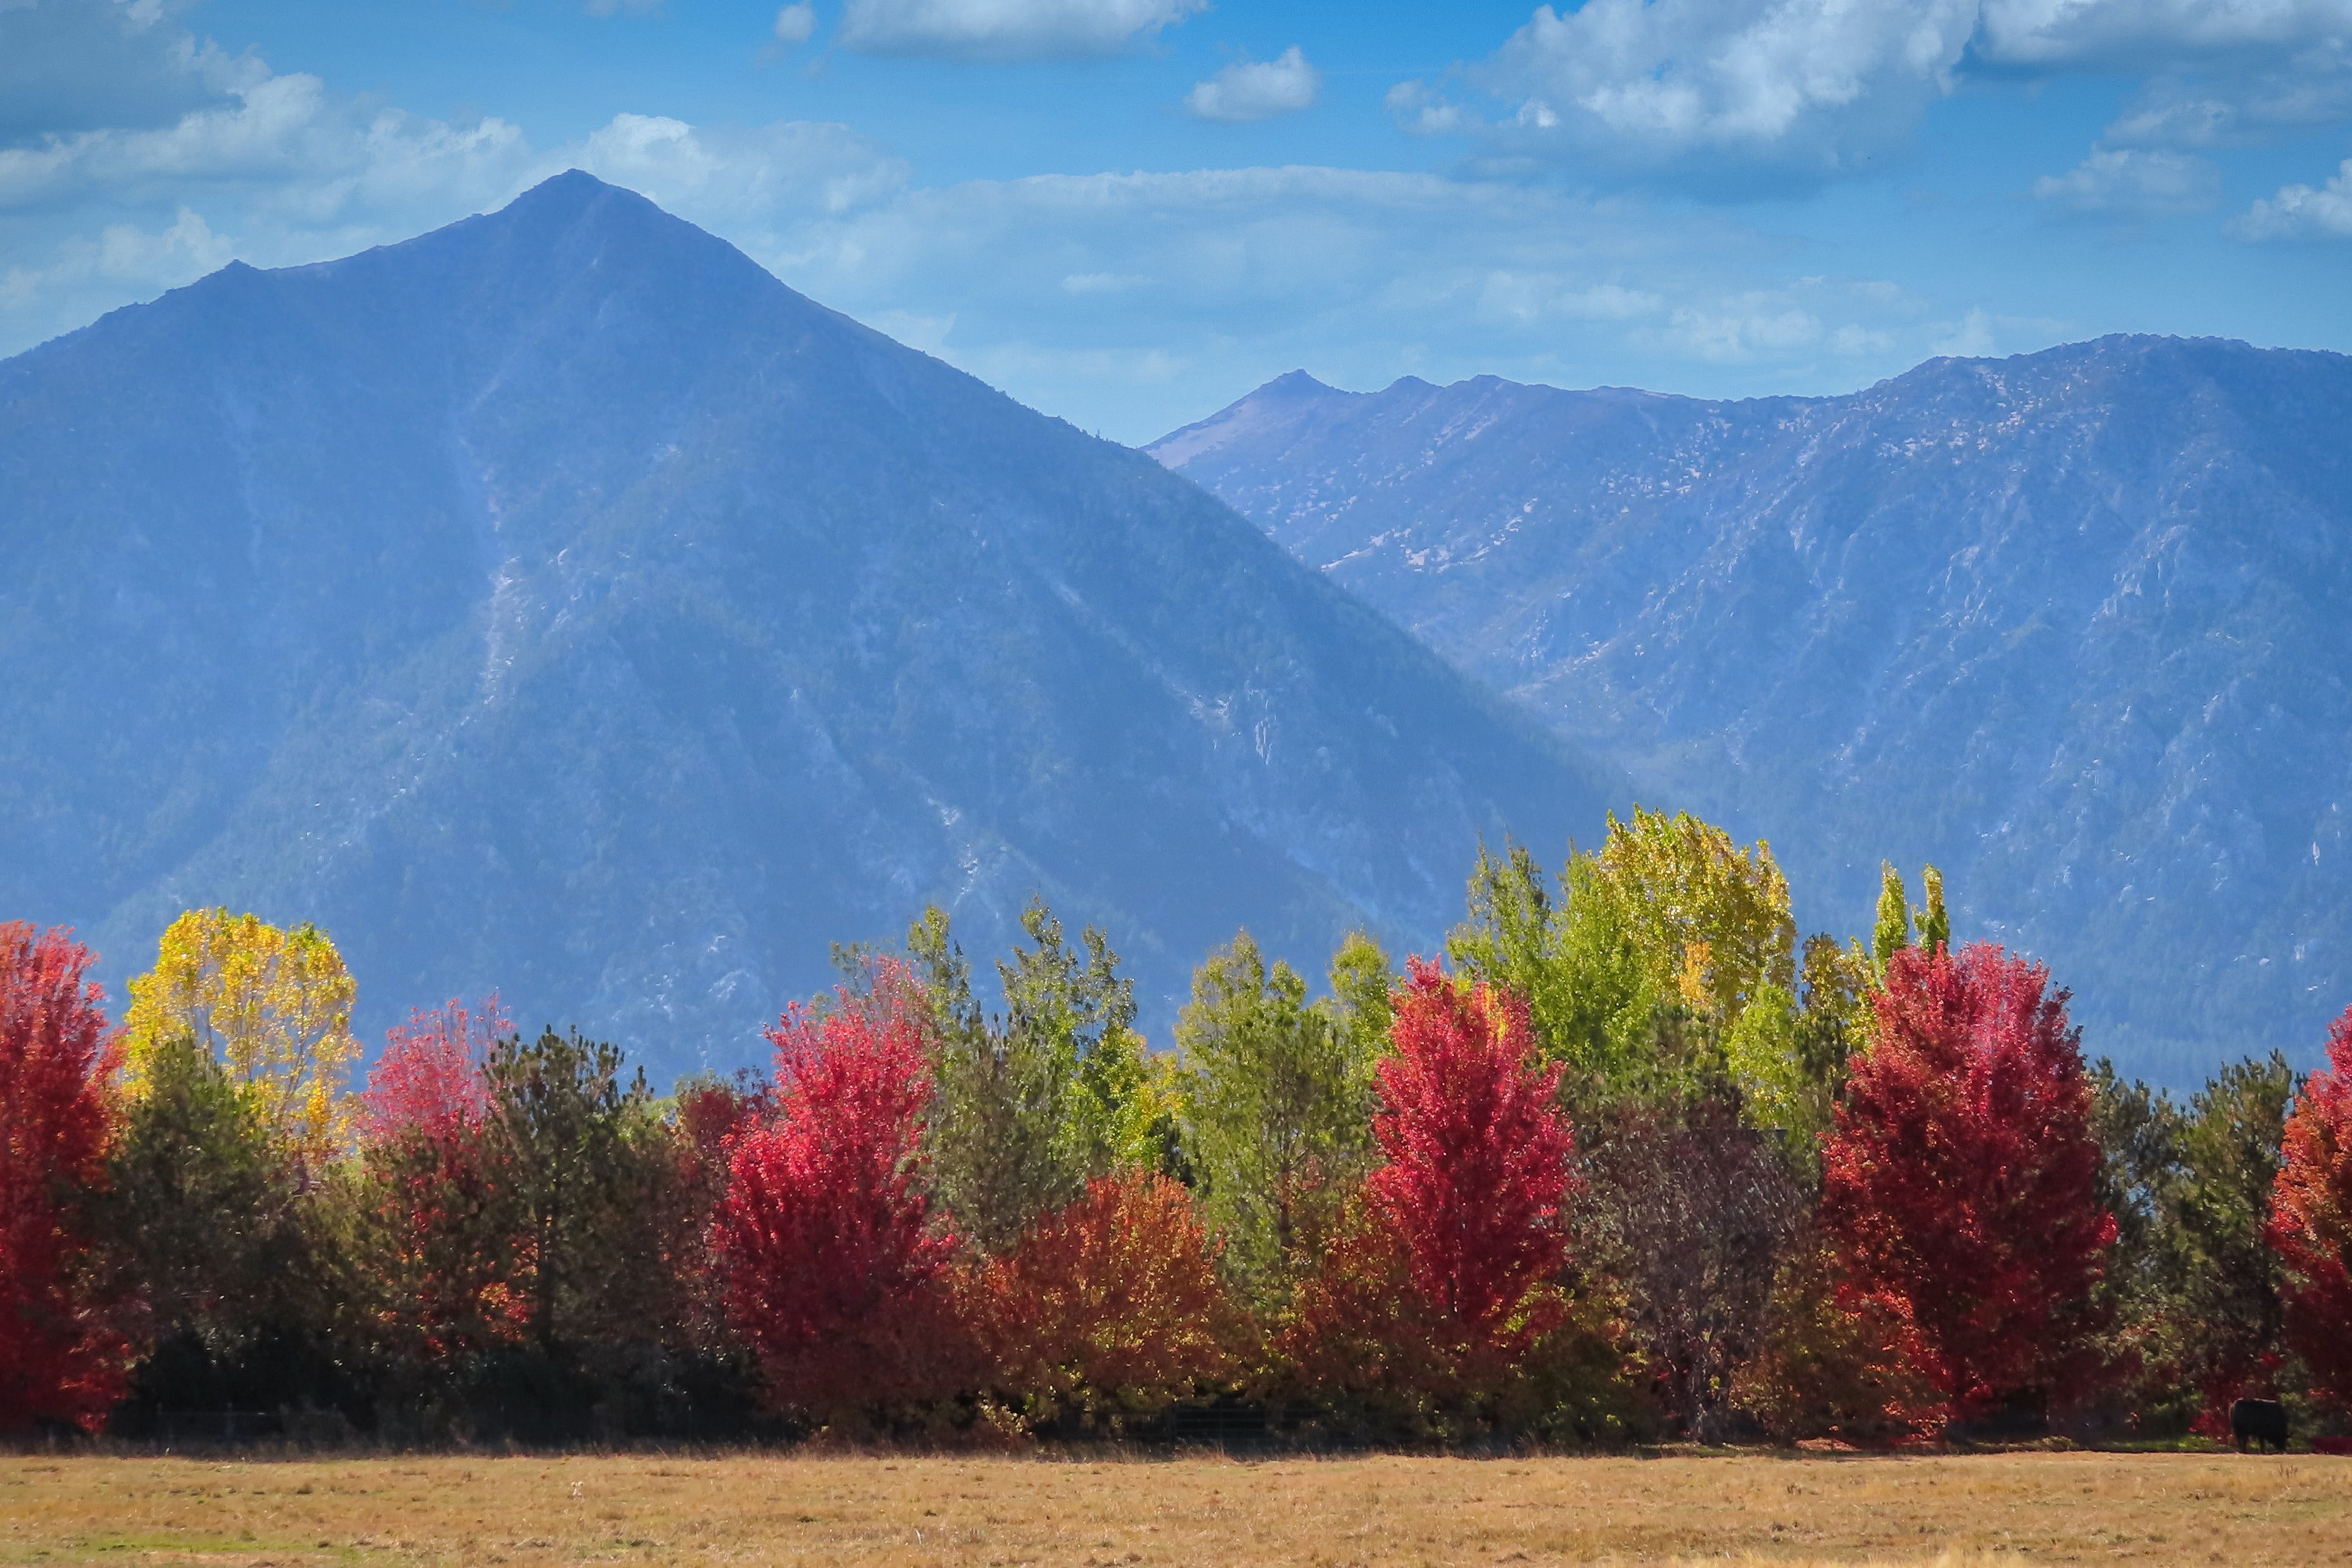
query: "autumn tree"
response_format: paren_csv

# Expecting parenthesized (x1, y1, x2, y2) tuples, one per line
(350, 999, 529, 1363)
(1176, 929, 1384, 1298)
(1820, 943, 2116, 1423)
(1873, 863, 1913, 973)
(2270, 1006, 2352, 1405)
(714, 959, 964, 1417)
(1371, 959, 1575, 1362)
(1280, 959, 1584, 1425)
(1586, 808, 1795, 1027)
(971, 1172, 1239, 1428)
(0, 924, 130, 1432)
(122, 909, 358, 1170)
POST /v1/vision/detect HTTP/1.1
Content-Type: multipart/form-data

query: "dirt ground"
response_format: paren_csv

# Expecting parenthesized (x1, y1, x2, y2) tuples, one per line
(2, 1448, 2346, 1567)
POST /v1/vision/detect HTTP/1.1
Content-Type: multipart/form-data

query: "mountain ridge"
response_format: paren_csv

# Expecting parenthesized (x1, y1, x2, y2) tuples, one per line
(1152, 334, 2352, 1087)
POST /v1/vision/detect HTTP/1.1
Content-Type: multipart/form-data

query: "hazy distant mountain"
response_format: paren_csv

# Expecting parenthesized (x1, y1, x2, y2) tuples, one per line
(0, 172, 1618, 1081)
(1153, 344, 2352, 1087)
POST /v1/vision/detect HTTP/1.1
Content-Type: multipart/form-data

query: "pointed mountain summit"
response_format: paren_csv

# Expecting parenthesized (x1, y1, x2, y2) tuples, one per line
(0, 173, 1617, 1075)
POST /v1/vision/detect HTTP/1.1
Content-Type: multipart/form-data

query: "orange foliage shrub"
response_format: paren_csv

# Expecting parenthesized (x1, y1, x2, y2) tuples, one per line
(970, 1172, 1240, 1426)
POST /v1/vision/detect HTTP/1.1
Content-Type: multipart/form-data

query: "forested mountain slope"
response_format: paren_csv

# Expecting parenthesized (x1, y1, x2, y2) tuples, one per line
(1153, 344, 2352, 1085)
(0, 172, 1617, 1080)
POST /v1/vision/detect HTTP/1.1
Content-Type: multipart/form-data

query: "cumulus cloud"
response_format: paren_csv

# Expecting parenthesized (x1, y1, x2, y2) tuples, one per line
(773, 3, 818, 43)
(2229, 157, 2352, 237)
(576, 114, 906, 224)
(2031, 146, 2220, 214)
(1185, 47, 1322, 123)
(834, 0, 1203, 61)
(1397, 0, 2352, 189)
(0, 0, 247, 148)
(1403, 0, 1980, 182)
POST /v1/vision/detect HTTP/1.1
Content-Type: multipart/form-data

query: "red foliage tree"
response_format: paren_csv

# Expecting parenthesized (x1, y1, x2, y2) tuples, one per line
(714, 960, 965, 1415)
(1284, 959, 1576, 1407)
(2269, 1005, 2352, 1405)
(1370, 958, 1574, 1346)
(971, 1172, 1237, 1425)
(359, 996, 503, 1145)
(354, 997, 528, 1360)
(1819, 943, 2116, 1422)
(0, 923, 131, 1431)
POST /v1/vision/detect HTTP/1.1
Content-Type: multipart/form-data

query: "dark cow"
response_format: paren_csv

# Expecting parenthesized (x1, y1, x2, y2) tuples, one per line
(2232, 1398, 2290, 1453)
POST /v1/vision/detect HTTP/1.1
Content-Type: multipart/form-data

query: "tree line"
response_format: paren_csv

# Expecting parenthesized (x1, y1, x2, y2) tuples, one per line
(2, 807, 2348, 1446)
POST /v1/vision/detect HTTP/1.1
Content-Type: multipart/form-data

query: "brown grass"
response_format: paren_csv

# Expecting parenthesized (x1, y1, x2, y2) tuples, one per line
(2, 1448, 2346, 1567)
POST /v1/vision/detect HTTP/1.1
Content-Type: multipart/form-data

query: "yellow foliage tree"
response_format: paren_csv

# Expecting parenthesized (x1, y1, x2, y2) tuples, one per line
(1587, 806, 1796, 1027)
(122, 908, 359, 1166)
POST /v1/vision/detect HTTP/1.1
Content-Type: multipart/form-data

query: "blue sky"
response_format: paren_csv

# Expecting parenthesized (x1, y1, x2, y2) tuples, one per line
(4, 0, 2350, 442)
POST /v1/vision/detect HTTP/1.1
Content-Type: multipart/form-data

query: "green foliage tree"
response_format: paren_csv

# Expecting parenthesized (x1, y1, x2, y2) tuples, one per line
(1915, 866, 1951, 956)
(1175, 928, 1385, 1299)
(910, 899, 1165, 1255)
(1450, 840, 1648, 1099)
(98, 1031, 335, 1415)
(2092, 1053, 2296, 1427)
(482, 1026, 660, 1348)
(1451, 819, 1847, 1134)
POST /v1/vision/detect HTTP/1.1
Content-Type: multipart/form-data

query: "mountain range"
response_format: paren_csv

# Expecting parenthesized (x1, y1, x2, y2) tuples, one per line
(0, 172, 1617, 1083)
(1151, 344, 2352, 1086)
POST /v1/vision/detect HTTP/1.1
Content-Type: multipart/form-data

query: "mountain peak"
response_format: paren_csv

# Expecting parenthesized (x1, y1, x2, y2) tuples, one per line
(0, 182, 1612, 1077)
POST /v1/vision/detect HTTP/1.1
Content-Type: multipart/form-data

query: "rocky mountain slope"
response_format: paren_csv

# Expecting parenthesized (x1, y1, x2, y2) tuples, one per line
(1153, 345, 2352, 1086)
(0, 173, 1617, 1081)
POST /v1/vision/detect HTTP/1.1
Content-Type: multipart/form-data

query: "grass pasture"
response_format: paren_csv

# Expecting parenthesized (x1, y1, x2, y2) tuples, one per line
(2, 1449, 2346, 1567)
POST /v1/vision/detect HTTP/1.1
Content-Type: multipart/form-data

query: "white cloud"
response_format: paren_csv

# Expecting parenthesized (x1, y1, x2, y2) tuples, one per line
(773, 3, 817, 43)
(2031, 146, 2220, 214)
(0, 202, 229, 312)
(1931, 305, 1997, 355)
(2101, 94, 2242, 146)
(575, 113, 907, 224)
(2229, 157, 2352, 237)
(1671, 304, 1823, 360)
(743, 166, 1973, 438)
(1413, 0, 1979, 180)
(1384, 80, 1469, 136)
(834, 0, 1203, 61)
(0, 0, 248, 148)
(1975, 0, 2352, 68)
(1185, 47, 1322, 123)
(1062, 270, 1149, 292)
(1398, 0, 2352, 188)
(1477, 273, 1663, 324)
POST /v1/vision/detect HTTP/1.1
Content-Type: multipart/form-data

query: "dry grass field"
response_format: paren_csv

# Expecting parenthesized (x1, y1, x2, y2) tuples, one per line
(2, 1448, 2346, 1568)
